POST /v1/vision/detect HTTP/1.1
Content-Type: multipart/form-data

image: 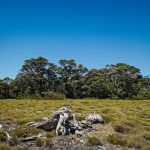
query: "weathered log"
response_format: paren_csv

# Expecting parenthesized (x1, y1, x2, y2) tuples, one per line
(21, 133, 46, 142)
(27, 107, 104, 137)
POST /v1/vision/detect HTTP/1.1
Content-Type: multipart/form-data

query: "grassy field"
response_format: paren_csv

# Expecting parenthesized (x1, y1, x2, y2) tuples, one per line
(0, 99, 150, 150)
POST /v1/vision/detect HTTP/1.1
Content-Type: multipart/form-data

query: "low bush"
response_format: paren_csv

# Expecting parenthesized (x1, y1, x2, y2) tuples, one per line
(42, 91, 66, 100)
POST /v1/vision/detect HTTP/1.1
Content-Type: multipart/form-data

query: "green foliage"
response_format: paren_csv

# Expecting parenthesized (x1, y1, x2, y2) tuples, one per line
(42, 91, 66, 100)
(0, 57, 150, 99)
(86, 136, 102, 146)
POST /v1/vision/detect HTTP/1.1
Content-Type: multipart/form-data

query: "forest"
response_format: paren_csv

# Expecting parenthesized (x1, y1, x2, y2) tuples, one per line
(0, 56, 150, 100)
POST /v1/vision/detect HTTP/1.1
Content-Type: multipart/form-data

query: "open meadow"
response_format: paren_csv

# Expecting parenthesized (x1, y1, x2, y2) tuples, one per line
(0, 99, 150, 150)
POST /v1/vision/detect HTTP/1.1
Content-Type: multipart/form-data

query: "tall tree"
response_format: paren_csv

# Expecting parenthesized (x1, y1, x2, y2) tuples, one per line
(58, 59, 88, 98)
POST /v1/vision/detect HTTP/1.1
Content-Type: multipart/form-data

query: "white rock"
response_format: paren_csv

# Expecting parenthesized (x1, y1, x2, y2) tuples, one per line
(0, 124, 2, 129)
(86, 113, 104, 124)
(4, 131, 12, 141)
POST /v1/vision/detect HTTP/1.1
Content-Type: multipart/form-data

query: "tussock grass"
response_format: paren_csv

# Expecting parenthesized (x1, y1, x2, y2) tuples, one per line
(46, 129, 56, 138)
(0, 99, 150, 150)
(86, 136, 102, 146)
(107, 134, 127, 146)
(11, 126, 41, 138)
(35, 138, 45, 147)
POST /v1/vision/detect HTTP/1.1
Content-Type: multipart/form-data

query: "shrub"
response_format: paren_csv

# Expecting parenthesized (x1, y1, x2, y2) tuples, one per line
(42, 91, 66, 100)
(86, 136, 102, 146)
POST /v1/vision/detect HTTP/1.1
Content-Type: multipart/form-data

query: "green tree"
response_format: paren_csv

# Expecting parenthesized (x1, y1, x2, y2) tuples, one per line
(58, 59, 88, 98)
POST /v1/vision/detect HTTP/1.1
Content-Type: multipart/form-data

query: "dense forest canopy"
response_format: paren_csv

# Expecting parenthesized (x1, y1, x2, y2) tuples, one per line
(0, 57, 150, 99)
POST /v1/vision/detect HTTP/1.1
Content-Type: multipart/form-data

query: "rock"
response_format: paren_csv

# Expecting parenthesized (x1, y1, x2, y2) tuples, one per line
(34, 106, 71, 131)
(27, 106, 104, 138)
(75, 130, 84, 137)
(86, 113, 104, 124)
(79, 120, 92, 129)
(98, 146, 106, 150)
(4, 131, 12, 141)
(0, 124, 2, 129)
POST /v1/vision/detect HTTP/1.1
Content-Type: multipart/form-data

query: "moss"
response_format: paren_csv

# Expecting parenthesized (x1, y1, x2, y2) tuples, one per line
(86, 136, 102, 146)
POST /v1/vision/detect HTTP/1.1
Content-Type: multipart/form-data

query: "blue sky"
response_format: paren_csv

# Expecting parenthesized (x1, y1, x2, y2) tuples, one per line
(0, 0, 150, 79)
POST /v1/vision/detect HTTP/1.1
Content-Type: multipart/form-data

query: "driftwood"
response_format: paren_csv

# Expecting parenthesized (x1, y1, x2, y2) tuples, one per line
(21, 133, 46, 142)
(27, 106, 104, 137)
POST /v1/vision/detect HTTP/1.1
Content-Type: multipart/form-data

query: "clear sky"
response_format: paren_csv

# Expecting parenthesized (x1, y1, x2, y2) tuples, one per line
(0, 0, 150, 79)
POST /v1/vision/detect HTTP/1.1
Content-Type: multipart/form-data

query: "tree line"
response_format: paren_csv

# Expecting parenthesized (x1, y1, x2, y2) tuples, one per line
(0, 57, 150, 99)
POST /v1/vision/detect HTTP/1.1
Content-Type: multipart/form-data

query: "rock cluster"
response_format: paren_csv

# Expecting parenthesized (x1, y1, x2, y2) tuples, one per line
(27, 106, 104, 137)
